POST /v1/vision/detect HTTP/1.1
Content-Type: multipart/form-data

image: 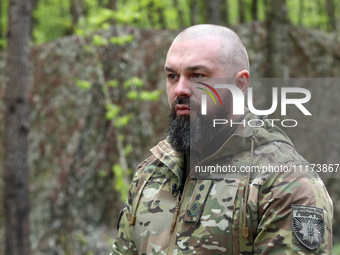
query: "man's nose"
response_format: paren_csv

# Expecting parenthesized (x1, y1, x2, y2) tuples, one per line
(174, 77, 190, 98)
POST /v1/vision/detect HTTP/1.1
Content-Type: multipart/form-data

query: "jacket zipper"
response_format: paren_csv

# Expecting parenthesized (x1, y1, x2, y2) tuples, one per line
(168, 172, 192, 254)
(167, 133, 242, 254)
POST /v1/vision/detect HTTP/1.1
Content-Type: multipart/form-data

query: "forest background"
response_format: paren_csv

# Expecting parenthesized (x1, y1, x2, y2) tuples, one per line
(0, 0, 340, 254)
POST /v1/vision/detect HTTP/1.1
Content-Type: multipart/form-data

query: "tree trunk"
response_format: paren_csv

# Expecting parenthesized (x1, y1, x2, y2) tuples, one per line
(220, 0, 229, 26)
(31, 0, 38, 42)
(264, 0, 289, 114)
(317, 0, 324, 29)
(146, 1, 155, 27)
(107, 0, 117, 10)
(326, 0, 336, 31)
(239, 0, 245, 23)
(265, 0, 289, 78)
(70, 0, 84, 30)
(298, 0, 304, 26)
(173, 0, 185, 28)
(263, 0, 268, 17)
(252, 0, 258, 21)
(4, 0, 32, 254)
(206, 0, 221, 25)
(157, 6, 166, 28)
(0, 0, 2, 44)
(190, 0, 199, 25)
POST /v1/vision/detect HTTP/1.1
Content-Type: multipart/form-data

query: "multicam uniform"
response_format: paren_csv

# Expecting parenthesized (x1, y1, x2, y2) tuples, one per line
(111, 113, 333, 255)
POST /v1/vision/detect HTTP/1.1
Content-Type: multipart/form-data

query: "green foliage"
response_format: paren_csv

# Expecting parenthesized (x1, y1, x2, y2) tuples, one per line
(98, 169, 108, 178)
(105, 103, 120, 120)
(114, 7, 141, 24)
(33, 0, 72, 44)
(75, 5, 115, 36)
(92, 34, 108, 46)
(110, 35, 134, 45)
(127, 90, 162, 101)
(139, 90, 162, 101)
(124, 144, 133, 156)
(75, 79, 92, 90)
(287, 0, 328, 29)
(87, 8, 114, 27)
(76, 232, 88, 245)
(0, 0, 8, 48)
(127, 90, 138, 100)
(0, 0, 340, 49)
(1, 0, 338, 47)
(114, 114, 132, 128)
(123, 77, 143, 88)
(106, 79, 118, 88)
(112, 164, 129, 202)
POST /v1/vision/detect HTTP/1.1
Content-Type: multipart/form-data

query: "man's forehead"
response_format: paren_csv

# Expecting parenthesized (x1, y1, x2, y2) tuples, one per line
(170, 36, 222, 51)
(165, 37, 222, 70)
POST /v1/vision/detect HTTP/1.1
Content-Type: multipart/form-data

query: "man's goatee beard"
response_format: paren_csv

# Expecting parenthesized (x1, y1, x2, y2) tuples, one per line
(167, 97, 228, 154)
(167, 98, 191, 154)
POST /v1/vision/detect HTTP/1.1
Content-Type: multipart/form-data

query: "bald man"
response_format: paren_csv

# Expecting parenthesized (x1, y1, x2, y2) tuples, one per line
(111, 25, 332, 255)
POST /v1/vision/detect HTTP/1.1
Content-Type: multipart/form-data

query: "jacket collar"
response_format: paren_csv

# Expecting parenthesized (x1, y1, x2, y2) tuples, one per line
(150, 140, 184, 182)
(150, 112, 294, 178)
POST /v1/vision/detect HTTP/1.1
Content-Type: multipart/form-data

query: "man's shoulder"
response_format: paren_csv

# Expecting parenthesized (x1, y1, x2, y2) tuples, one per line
(255, 138, 308, 165)
(133, 139, 174, 179)
(134, 154, 159, 178)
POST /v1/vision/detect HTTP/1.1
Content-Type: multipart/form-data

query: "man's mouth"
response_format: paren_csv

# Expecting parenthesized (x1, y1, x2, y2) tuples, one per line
(175, 104, 190, 115)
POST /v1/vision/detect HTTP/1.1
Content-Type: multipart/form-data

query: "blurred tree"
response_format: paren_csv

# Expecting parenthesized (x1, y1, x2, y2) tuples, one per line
(220, 0, 229, 26)
(173, 0, 185, 28)
(317, 0, 326, 29)
(3, 0, 32, 254)
(206, 0, 221, 24)
(106, 0, 117, 26)
(326, 0, 336, 31)
(0, 0, 338, 46)
(265, 0, 289, 78)
(190, 0, 199, 25)
(107, 0, 117, 10)
(239, 0, 245, 23)
(157, 5, 166, 28)
(264, 0, 289, 115)
(298, 0, 304, 26)
(30, 0, 38, 41)
(0, 1, 2, 44)
(252, 0, 258, 20)
(70, 0, 84, 31)
(146, 0, 156, 27)
(33, 0, 72, 43)
(0, 0, 9, 49)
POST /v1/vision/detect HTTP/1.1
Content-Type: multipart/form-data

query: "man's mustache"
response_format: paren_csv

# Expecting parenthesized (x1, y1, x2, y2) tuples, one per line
(171, 97, 200, 112)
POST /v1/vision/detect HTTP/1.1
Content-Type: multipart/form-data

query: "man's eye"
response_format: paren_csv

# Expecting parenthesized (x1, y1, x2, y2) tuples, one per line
(167, 74, 178, 80)
(192, 73, 204, 78)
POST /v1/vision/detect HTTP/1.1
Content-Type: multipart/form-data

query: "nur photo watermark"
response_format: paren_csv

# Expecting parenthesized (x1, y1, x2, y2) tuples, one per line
(189, 78, 340, 179)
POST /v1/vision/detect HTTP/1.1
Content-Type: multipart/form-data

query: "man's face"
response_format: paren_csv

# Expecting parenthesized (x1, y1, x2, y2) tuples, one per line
(165, 37, 233, 154)
(165, 37, 228, 116)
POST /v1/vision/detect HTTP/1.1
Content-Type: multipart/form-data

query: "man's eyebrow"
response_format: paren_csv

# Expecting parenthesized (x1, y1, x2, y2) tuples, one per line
(186, 65, 210, 72)
(164, 66, 176, 72)
(164, 65, 210, 72)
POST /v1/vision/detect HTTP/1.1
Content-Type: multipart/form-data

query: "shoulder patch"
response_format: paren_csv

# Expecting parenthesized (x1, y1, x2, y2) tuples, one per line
(292, 204, 324, 250)
(184, 179, 214, 223)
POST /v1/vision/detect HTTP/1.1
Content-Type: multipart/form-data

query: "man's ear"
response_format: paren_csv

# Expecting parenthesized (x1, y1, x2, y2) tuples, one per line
(235, 70, 250, 93)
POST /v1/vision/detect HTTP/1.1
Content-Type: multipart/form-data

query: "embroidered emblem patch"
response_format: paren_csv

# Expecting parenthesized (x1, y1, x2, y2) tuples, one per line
(292, 204, 324, 250)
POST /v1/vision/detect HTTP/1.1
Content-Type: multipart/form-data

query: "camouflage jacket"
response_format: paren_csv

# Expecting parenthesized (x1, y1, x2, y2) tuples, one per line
(111, 113, 333, 254)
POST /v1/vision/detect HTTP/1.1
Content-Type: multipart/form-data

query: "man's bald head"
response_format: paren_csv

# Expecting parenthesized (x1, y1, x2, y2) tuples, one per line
(173, 24, 249, 77)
